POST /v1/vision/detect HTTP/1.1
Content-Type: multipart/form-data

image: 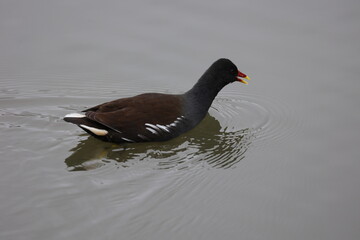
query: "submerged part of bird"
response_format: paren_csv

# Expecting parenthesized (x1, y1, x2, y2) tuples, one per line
(64, 58, 250, 143)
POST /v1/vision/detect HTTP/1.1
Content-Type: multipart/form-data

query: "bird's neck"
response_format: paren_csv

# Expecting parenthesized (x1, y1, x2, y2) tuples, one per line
(184, 73, 226, 118)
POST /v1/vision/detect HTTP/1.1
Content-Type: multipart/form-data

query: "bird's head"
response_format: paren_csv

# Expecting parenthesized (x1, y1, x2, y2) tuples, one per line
(210, 58, 250, 85)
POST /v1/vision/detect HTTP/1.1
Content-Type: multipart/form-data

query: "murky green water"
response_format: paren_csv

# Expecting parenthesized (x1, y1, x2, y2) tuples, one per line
(1, 0, 360, 239)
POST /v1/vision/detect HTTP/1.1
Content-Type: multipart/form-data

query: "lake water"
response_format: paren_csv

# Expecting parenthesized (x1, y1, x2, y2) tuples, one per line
(1, 0, 360, 239)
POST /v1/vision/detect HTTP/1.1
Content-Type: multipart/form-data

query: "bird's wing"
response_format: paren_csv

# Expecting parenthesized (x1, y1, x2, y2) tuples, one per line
(84, 93, 187, 142)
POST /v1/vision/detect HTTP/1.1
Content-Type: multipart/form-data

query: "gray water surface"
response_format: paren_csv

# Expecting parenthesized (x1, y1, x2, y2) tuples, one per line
(1, 0, 360, 240)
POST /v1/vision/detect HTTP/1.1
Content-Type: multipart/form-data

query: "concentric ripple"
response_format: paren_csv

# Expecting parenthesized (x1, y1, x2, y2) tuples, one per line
(211, 91, 301, 147)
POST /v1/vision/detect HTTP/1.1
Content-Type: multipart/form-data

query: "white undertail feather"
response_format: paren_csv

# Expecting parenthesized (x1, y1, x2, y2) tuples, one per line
(80, 124, 108, 136)
(64, 113, 86, 118)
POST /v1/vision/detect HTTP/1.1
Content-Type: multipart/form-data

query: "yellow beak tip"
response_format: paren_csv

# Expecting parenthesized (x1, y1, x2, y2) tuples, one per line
(240, 79, 249, 85)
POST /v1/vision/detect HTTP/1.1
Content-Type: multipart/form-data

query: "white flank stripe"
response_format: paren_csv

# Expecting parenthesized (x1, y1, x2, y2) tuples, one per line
(64, 113, 86, 118)
(145, 123, 160, 131)
(146, 127, 158, 134)
(138, 134, 149, 140)
(80, 125, 108, 136)
(121, 137, 134, 142)
(156, 124, 170, 132)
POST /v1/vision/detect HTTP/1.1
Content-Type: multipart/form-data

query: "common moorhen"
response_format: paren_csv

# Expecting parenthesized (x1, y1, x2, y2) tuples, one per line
(64, 58, 250, 143)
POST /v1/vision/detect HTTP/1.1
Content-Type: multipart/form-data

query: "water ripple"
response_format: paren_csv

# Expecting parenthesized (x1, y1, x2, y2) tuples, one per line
(212, 91, 300, 147)
(1, 84, 299, 172)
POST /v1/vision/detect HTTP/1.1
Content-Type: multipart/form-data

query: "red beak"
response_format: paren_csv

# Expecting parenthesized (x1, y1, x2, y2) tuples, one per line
(237, 70, 250, 84)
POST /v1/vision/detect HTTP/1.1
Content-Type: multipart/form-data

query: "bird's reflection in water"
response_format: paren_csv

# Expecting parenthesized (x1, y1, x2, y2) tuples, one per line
(65, 114, 253, 171)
